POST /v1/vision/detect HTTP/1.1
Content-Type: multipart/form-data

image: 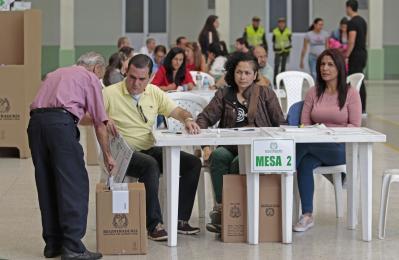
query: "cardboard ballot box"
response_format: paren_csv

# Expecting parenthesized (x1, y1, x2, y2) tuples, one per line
(96, 183, 147, 255)
(0, 10, 42, 158)
(222, 174, 282, 243)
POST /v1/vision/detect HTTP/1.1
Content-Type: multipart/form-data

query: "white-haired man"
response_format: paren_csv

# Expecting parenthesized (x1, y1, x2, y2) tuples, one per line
(28, 52, 115, 260)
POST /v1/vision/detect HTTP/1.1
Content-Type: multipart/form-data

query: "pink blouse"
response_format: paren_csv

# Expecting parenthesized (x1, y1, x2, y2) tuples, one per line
(301, 86, 362, 127)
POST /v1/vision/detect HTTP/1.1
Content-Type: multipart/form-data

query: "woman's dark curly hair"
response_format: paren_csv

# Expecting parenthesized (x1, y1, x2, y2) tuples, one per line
(224, 51, 259, 91)
(163, 47, 187, 86)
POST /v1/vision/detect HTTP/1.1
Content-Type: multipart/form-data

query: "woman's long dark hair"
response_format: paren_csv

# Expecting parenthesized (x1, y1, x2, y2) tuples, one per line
(103, 52, 126, 86)
(316, 49, 348, 110)
(198, 15, 220, 44)
(163, 47, 187, 86)
(308, 17, 323, 31)
(224, 52, 259, 91)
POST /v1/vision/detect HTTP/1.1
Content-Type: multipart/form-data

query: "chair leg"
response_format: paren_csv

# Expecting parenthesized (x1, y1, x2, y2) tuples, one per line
(378, 174, 392, 239)
(197, 168, 206, 219)
(333, 173, 344, 218)
(293, 173, 301, 223)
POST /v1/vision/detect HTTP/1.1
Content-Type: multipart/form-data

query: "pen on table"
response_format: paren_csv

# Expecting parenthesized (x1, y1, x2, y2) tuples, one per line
(233, 128, 255, 131)
(162, 131, 182, 134)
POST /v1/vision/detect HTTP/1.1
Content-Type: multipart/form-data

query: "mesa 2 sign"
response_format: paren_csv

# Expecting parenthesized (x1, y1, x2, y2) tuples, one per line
(251, 138, 295, 173)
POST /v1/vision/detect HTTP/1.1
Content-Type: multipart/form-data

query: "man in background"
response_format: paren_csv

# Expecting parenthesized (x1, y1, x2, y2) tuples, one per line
(139, 38, 157, 57)
(243, 16, 268, 50)
(253, 45, 274, 88)
(235, 37, 250, 53)
(346, 0, 368, 115)
(272, 17, 292, 84)
(117, 36, 131, 50)
(176, 36, 188, 49)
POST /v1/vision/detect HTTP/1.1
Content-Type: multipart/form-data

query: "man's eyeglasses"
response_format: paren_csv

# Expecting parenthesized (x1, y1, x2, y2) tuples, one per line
(137, 104, 148, 123)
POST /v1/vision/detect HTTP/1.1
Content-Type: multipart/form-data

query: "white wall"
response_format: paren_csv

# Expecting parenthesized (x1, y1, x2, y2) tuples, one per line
(74, 0, 123, 45)
(169, 0, 214, 46)
(31, 0, 60, 45)
(32, 0, 397, 48)
(384, 0, 399, 45)
(229, 0, 265, 48)
(312, 0, 347, 32)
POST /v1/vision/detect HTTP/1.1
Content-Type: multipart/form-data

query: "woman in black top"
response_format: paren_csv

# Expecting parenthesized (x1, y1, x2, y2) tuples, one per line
(198, 15, 220, 56)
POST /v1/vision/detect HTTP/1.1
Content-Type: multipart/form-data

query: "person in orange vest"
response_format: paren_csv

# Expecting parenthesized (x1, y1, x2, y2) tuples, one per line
(243, 16, 268, 50)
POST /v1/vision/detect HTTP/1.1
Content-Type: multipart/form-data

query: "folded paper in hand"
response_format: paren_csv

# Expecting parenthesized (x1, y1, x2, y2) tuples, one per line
(101, 135, 134, 184)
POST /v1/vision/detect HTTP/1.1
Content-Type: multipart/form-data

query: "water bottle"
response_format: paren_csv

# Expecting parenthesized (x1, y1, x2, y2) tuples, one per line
(202, 77, 209, 90)
(195, 72, 202, 89)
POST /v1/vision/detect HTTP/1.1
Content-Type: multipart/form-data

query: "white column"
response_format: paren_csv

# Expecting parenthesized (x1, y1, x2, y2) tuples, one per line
(215, 0, 230, 50)
(369, 0, 383, 50)
(368, 0, 384, 80)
(59, 0, 75, 66)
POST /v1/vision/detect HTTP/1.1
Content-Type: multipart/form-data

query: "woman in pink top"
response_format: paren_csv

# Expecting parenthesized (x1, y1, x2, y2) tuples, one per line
(151, 47, 195, 91)
(293, 49, 361, 232)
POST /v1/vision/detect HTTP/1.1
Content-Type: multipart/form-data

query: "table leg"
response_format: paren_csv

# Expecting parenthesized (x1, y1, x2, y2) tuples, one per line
(238, 145, 260, 245)
(346, 143, 359, 230)
(282, 173, 293, 244)
(238, 145, 249, 175)
(247, 173, 259, 244)
(163, 146, 181, 247)
(359, 143, 372, 241)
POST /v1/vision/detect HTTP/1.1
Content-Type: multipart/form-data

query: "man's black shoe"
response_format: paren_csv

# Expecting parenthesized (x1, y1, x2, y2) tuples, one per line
(44, 245, 62, 258)
(61, 247, 102, 260)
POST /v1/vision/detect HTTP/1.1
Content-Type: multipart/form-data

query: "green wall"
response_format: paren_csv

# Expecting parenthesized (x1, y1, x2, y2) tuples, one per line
(42, 46, 59, 78)
(42, 44, 399, 79)
(384, 45, 399, 79)
(41, 45, 116, 77)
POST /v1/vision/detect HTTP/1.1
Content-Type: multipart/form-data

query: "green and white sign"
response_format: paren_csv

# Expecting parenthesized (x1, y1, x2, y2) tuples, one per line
(251, 138, 295, 173)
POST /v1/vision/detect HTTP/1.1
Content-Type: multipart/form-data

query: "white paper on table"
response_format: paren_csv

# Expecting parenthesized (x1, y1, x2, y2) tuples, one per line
(0, 0, 14, 10)
(329, 128, 369, 135)
(280, 124, 332, 133)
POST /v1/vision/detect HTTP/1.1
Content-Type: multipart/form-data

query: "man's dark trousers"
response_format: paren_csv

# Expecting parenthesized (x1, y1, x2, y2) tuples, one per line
(28, 111, 88, 253)
(126, 147, 201, 232)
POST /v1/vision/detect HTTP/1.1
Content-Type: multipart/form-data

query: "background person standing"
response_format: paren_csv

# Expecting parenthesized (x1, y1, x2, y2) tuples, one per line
(300, 18, 329, 80)
(243, 16, 268, 50)
(346, 0, 368, 115)
(198, 15, 220, 56)
(272, 17, 292, 84)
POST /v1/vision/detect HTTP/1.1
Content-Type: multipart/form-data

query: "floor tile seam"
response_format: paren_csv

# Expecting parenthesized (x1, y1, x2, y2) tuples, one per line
(0, 176, 20, 203)
(370, 113, 399, 128)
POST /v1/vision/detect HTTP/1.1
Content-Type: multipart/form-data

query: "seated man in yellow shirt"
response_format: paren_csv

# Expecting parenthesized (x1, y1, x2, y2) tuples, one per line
(103, 54, 202, 241)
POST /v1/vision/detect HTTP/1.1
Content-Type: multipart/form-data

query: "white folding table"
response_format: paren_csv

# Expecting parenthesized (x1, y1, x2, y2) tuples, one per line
(153, 127, 386, 246)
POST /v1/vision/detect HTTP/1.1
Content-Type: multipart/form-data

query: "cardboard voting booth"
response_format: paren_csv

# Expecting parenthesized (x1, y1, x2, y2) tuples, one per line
(0, 10, 41, 158)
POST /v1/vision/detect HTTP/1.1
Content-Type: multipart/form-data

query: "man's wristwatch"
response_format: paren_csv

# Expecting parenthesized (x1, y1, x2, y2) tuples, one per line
(184, 117, 194, 123)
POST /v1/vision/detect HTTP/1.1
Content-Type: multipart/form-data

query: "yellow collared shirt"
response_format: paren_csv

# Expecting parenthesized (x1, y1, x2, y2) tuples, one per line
(103, 80, 177, 151)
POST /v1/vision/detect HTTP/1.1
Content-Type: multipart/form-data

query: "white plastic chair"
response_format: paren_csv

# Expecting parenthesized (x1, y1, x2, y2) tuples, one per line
(189, 71, 215, 87)
(347, 73, 364, 92)
(166, 92, 210, 218)
(378, 169, 399, 239)
(275, 71, 315, 113)
(166, 92, 208, 132)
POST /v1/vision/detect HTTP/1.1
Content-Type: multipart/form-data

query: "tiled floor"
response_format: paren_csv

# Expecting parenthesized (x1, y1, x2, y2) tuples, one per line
(1, 81, 399, 260)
